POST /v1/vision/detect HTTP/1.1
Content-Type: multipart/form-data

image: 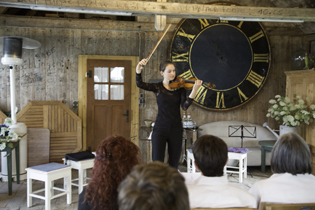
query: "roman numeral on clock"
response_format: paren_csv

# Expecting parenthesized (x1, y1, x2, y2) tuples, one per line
(171, 52, 189, 62)
(254, 53, 269, 63)
(246, 70, 265, 88)
(178, 70, 193, 79)
(194, 86, 207, 105)
(198, 19, 210, 29)
(216, 92, 226, 109)
(237, 87, 248, 103)
(177, 28, 195, 42)
(249, 30, 265, 43)
(237, 21, 244, 28)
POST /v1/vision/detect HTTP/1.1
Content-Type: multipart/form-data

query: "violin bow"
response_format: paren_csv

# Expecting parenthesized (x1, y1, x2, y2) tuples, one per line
(141, 22, 172, 69)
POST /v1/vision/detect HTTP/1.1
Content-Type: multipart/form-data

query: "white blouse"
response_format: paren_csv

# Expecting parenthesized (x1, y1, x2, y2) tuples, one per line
(249, 173, 315, 210)
(181, 172, 257, 209)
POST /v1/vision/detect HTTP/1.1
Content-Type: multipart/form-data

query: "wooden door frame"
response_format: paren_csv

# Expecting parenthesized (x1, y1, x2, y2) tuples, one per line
(78, 55, 139, 150)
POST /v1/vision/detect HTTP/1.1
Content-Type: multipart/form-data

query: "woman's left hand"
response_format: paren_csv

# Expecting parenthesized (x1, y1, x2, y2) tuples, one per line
(188, 79, 203, 99)
(192, 80, 203, 91)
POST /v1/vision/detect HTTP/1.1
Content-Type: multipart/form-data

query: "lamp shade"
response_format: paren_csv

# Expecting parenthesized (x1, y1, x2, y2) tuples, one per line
(0, 36, 41, 66)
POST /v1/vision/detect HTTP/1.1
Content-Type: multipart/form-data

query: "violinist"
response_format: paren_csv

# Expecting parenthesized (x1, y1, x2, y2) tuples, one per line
(136, 58, 202, 169)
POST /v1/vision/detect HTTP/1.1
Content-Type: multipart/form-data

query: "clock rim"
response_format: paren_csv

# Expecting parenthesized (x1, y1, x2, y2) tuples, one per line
(169, 18, 272, 112)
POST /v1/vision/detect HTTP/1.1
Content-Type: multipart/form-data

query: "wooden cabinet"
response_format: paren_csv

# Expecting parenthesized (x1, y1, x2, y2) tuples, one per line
(285, 70, 315, 174)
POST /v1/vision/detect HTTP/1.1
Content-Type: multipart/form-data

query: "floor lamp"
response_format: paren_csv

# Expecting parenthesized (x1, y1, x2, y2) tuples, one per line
(0, 36, 41, 181)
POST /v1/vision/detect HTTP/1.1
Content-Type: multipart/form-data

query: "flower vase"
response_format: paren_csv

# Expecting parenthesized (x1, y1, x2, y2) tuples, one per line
(279, 125, 296, 137)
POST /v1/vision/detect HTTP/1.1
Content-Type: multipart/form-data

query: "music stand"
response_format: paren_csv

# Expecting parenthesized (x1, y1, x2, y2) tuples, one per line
(228, 125, 256, 148)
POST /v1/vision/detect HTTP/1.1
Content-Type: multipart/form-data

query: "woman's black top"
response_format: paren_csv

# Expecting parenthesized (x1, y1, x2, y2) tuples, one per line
(78, 187, 118, 210)
(136, 73, 193, 129)
(78, 187, 95, 210)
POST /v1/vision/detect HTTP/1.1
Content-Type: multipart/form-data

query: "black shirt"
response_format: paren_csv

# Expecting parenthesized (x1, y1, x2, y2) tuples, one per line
(136, 73, 193, 129)
(78, 187, 95, 210)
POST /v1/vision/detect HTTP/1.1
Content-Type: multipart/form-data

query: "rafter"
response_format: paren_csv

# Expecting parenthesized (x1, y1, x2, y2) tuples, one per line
(0, 0, 314, 22)
(0, 6, 8, 14)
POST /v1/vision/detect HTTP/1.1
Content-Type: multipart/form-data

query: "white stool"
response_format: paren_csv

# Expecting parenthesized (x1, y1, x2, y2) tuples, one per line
(186, 149, 196, 173)
(25, 162, 72, 210)
(62, 157, 95, 194)
(186, 149, 247, 183)
(224, 152, 248, 183)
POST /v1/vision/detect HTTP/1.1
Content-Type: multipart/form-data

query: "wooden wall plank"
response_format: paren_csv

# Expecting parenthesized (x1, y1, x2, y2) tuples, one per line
(285, 70, 315, 147)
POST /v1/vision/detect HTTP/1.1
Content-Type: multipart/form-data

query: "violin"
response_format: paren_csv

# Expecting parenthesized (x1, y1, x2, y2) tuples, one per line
(169, 77, 216, 90)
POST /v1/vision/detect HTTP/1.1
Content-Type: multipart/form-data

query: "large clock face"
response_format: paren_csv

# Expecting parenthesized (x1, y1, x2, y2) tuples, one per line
(170, 19, 271, 111)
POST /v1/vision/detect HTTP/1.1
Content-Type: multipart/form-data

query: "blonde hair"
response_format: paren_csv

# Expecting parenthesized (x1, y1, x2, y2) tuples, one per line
(118, 161, 189, 210)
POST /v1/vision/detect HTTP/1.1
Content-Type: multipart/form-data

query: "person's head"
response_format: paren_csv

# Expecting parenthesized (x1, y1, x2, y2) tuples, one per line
(118, 161, 190, 210)
(192, 135, 228, 177)
(160, 60, 176, 81)
(271, 132, 312, 175)
(85, 135, 141, 210)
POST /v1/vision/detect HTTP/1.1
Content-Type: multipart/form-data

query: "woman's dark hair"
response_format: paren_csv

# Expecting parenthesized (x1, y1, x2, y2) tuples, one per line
(85, 135, 141, 210)
(160, 60, 175, 72)
(192, 135, 228, 177)
(271, 132, 312, 175)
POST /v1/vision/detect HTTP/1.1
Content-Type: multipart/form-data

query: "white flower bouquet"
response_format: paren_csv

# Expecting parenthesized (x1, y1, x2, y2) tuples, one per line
(0, 118, 19, 150)
(266, 94, 315, 127)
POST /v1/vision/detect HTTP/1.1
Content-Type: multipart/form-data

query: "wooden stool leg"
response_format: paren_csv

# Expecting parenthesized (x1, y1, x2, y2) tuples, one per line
(66, 174, 72, 204)
(192, 160, 196, 173)
(83, 168, 87, 184)
(78, 167, 84, 194)
(45, 178, 51, 210)
(63, 176, 67, 191)
(186, 151, 190, 173)
(50, 181, 54, 196)
(239, 158, 243, 183)
(27, 175, 32, 207)
(244, 155, 248, 178)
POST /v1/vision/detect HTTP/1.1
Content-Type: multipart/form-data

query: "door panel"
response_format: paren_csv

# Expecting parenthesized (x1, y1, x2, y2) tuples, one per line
(87, 59, 131, 150)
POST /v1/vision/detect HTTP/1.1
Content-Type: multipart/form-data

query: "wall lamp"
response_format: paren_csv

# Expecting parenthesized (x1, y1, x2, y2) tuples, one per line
(219, 17, 304, 23)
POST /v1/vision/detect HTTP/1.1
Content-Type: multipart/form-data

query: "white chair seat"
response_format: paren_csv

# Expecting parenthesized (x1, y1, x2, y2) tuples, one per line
(26, 162, 72, 210)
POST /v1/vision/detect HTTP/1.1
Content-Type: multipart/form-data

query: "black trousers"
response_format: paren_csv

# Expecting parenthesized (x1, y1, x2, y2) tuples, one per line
(151, 126, 183, 169)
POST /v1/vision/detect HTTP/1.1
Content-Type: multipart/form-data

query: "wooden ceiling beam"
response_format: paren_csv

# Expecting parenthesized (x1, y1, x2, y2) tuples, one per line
(0, 15, 305, 36)
(0, 15, 160, 32)
(0, 7, 8, 14)
(0, 0, 315, 22)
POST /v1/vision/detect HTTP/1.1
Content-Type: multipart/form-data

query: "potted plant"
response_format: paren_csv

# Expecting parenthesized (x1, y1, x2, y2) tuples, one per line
(266, 94, 315, 135)
(0, 118, 19, 151)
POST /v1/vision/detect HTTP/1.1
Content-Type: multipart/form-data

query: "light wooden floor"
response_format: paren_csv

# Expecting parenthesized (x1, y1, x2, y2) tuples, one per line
(0, 166, 272, 210)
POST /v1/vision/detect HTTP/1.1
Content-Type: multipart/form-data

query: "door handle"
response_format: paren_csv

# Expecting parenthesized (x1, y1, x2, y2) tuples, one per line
(123, 110, 129, 122)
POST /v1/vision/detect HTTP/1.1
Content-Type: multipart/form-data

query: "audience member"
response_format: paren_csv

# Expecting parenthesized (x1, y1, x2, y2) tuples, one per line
(78, 135, 141, 210)
(118, 161, 190, 210)
(182, 135, 256, 208)
(249, 132, 315, 209)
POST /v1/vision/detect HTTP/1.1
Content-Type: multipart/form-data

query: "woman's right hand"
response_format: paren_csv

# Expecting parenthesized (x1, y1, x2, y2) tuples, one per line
(136, 58, 147, 73)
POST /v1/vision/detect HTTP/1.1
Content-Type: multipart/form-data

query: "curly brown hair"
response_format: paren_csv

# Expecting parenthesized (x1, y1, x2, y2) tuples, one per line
(85, 135, 141, 210)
